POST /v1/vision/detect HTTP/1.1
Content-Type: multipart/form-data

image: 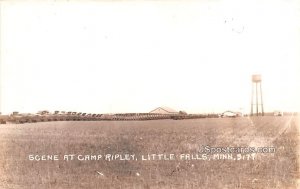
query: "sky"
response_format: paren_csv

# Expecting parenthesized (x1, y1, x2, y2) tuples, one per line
(0, 0, 300, 114)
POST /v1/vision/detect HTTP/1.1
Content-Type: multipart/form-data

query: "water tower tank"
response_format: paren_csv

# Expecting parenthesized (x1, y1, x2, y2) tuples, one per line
(252, 74, 261, 83)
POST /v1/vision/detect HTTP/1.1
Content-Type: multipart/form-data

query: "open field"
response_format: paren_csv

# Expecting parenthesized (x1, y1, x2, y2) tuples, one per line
(0, 116, 299, 189)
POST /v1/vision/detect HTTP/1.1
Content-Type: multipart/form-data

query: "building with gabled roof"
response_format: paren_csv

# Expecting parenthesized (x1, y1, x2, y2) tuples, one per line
(149, 107, 178, 114)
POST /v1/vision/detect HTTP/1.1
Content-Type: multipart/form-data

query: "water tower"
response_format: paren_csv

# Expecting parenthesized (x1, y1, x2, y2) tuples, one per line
(251, 74, 264, 116)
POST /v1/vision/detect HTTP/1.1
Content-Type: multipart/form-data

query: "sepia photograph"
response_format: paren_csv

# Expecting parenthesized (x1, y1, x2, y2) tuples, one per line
(0, 0, 299, 188)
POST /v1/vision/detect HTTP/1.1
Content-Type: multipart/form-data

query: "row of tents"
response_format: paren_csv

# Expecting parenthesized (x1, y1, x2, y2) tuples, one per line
(2, 109, 273, 124)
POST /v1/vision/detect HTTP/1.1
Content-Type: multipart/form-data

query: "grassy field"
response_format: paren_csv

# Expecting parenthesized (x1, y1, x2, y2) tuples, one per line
(0, 116, 299, 189)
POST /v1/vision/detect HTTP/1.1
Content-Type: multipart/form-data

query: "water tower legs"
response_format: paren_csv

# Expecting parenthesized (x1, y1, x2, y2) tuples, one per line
(251, 82, 264, 116)
(251, 75, 264, 116)
(260, 82, 264, 116)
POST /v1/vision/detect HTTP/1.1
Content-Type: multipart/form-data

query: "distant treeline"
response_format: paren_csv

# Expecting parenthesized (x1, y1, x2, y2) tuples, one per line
(0, 111, 297, 124)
